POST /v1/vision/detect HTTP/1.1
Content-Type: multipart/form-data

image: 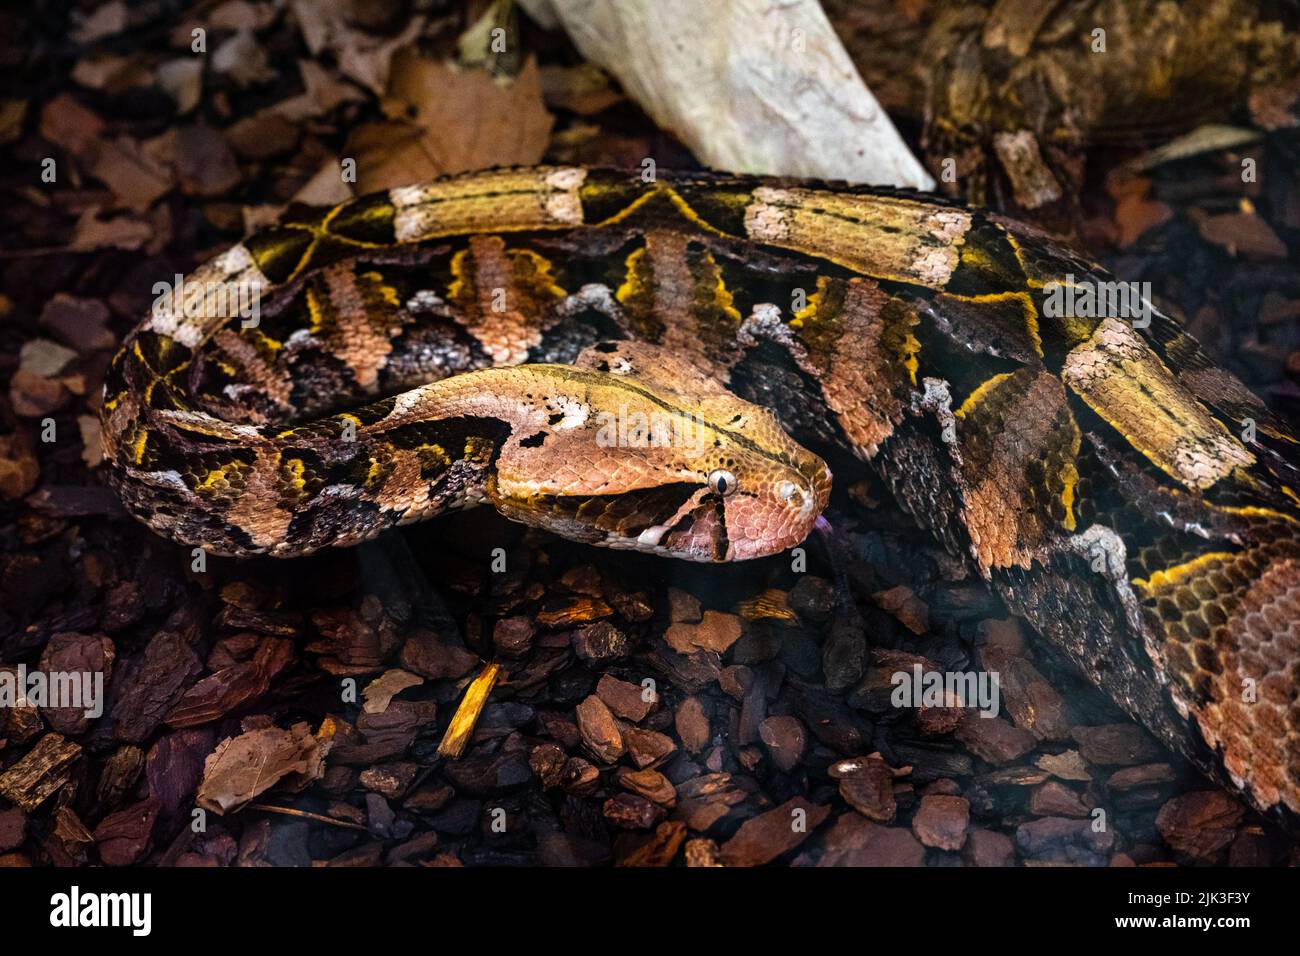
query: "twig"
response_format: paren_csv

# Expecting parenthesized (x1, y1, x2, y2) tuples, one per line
(437, 661, 502, 759)
(247, 803, 369, 831)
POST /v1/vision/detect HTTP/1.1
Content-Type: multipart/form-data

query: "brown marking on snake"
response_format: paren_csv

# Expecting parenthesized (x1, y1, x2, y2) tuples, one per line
(743, 186, 971, 285)
(1062, 318, 1255, 490)
(307, 266, 403, 392)
(953, 368, 1081, 573)
(447, 235, 567, 365)
(615, 231, 743, 381)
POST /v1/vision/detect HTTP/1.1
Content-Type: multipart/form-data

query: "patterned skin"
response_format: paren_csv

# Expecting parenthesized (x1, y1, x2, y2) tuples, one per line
(102, 166, 1300, 823)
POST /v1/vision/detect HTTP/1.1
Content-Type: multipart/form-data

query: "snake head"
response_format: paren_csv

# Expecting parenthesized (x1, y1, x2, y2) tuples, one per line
(489, 342, 832, 562)
(645, 419, 834, 562)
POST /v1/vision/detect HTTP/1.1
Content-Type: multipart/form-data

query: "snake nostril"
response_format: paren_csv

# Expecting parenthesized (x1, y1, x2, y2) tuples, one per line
(777, 480, 804, 507)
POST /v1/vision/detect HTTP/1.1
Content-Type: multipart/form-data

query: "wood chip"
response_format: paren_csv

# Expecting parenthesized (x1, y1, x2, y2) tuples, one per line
(0, 733, 82, 812)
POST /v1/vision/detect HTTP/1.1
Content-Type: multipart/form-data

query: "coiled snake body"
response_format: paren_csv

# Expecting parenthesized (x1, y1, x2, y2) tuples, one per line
(102, 167, 1300, 823)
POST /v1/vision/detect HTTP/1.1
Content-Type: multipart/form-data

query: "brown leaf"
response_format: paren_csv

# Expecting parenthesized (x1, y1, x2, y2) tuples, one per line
(174, 125, 241, 197)
(39, 293, 116, 352)
(370, 53, 553, 180)
(1107, 174, 1172, 248)
(361, 668, 423, 714)
(39, 93, 105, 160)
(287, 0, 423, 94)
(1189, 207, 1288, 259)
(90, 136, 173, 212)
(291, 160, 354, 207)
(157, 59, 204, 114)
(196, 721, 328, 815)
(212, 30, 276, 87)
(8, 368, 68, 417)
(71, 53, 150, 92)
(71, 1, 128, 43)
(539, 63, 623, 115)
(69, 206, 153, 251)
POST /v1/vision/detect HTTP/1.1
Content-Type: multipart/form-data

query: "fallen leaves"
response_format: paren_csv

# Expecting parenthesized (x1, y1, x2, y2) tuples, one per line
(9, 339, 85, 417)
(38, 294, 113, 353)
(362, 668, 423, 715)
(196, 720, 331, 815)
(288, 0, 424, 96)
(345, 52, 553, 193)
(68, 207, 154, 252)
(1189, 205, 1289, 259)
(173, 125, 242, 197)
(1106, 173, 1173, 248)
(38, 93, 105, 160)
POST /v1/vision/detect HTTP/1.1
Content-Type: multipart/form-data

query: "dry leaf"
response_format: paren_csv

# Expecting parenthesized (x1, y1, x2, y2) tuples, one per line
(212, 30, 276, 87)
(157, 58, 204, 114)
(210, 0, 277, 32)
(540, 63, 623, 115)
(40, 293, 116, 352)
(70, 206, 153, 251)
(297, 59, 366, 113)
(71, 53, 150, 92)
(288, 0, 423, 95)
(292, 160, 354, 206)
(90, 136, 173, 212)
(344, 121, 435, 194)
(1106, 173, 1173, 248)
(196, 721, 328, 814)
(369, 53, 553, 183)
(362, 669, 424, 715)
(71, 1, 128, 44)
(39, 93, 104, 160)
(1189, 208, 1288, 260)
(19, 339, 77, 377)
(174, 125, 241, 197)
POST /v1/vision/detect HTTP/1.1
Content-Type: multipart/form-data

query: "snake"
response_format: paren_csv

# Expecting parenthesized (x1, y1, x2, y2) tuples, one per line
(100, 166, 1300, 825)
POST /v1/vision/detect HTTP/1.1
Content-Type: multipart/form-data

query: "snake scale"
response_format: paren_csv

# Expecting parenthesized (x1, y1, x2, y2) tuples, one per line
(101, 166, 1300, 824)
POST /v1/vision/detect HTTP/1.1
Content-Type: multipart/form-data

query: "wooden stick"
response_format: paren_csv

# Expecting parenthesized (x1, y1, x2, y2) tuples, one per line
(247, 803, 369, 831)
(437, 661, 502, 759)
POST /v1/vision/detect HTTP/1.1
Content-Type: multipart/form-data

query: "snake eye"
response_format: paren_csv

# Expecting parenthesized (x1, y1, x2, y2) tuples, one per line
(707, 468, 738, 497)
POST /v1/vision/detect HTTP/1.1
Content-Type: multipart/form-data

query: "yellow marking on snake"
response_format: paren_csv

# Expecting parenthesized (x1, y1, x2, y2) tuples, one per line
(593, 184, 730, 236)
(1133, 551, 1238, 595)
(955, 372, 1016, 420)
